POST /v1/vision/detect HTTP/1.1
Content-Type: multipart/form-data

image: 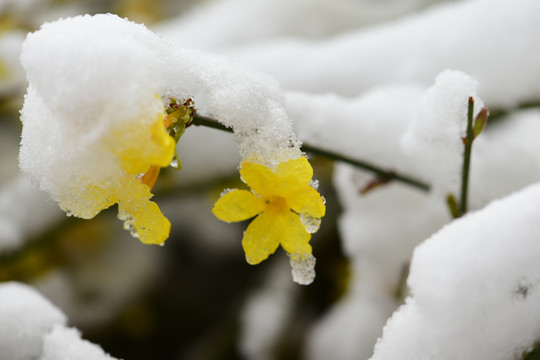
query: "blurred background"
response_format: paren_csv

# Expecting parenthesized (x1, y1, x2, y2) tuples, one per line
(4, 0, 538, 359)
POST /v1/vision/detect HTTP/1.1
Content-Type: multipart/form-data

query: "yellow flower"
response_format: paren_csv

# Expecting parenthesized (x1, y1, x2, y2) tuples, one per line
(65, 99, 176, 246)
(212, 156, 326, 264)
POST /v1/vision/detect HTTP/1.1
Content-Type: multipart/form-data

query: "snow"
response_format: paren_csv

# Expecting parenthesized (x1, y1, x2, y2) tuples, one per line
(19, 13, 316, 281)
(0, 282, 119, 359)
(41, 326, 116, 360)
(371, 183, 540, 360)
(229, 0, 540, 108)
(402, 69, 484, 197)
(306, 290, 394, 360)
(154, 0, 447, 51)
(286, 85, 425, 172)
(20, 13, 304, 211)
(469, 109, 540, 208)
(293, 66, 540, 357)
(0, 282, 66, 360)
(19, 14, 164, 219)
(289, 253, 316, 285)
(160, 46, 302, 168)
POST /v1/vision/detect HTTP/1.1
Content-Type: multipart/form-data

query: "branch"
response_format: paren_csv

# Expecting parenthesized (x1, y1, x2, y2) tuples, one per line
(457, 98, 489, 217)
(191, 115, 430, 192)
(459, 97, 475, 216)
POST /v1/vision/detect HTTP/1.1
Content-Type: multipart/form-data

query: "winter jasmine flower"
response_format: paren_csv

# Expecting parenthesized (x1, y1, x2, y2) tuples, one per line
(212, 156, 326, 265)
(18, 14, 176, 245)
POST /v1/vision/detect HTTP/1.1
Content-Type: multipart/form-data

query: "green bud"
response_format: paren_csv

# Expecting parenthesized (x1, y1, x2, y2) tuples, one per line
(473, 107, 489, 138)
(446, 193, 460, 218)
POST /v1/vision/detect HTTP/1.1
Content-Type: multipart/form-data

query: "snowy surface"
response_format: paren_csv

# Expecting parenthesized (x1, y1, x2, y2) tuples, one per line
(160, 46, 302, 167)
(287, 69, 540, 210)
(291, 66, 540, 359)
(19, 14, 164, 219)
(286, 85, 425, 172)
(371, 182, 540, 360)
(297, 162, 449, 360)
(19, 13, 304, 212)
(0, 282, 66, 360)
(306, 289, 394, 360)
(229, 0, 540, 108)
(19, 13, 317, 281)
(155, 0, 448, 51)
(0, 282, 118, 360)
(41, 326, 116, 360)
(470, 109, 540, 208)
(402, 69, 484, 197)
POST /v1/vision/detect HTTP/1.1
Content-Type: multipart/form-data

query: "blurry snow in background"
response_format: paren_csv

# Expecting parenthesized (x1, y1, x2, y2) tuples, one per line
(1, 0, 540, 359)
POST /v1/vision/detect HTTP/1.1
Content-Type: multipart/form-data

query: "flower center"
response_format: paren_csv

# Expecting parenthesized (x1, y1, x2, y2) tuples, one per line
(263, 196, 288, 214)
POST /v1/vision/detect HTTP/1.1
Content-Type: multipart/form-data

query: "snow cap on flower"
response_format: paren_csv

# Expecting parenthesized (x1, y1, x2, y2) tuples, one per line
(159, 46, 303, 168)
(19, 14, 175, 244)
(155, 32, 324, 283)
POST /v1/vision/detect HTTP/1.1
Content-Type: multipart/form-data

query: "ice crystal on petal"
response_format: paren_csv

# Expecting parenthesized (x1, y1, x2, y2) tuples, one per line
(300, 213, 321, 234)
(289, 253, 316, 285)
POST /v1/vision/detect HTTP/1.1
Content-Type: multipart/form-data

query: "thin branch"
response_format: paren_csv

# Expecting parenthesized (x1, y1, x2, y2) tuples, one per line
(191, 115, 431, 192)
(489, 101, 540, 122)
(459, 97, 475, 216)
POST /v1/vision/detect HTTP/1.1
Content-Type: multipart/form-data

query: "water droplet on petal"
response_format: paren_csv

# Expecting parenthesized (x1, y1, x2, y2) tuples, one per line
(170, 158, 179, 169)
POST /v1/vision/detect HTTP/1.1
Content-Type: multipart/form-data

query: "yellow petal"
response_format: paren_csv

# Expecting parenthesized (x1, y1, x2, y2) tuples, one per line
(276, 156, 313, 186)
(147, 114, 176, 168)
(141, 165, 161, 190)
(242, 211, 281, 264)
(115, 178, 170, 245)
(288, 185, 326, 218)
(58, 184, 118, 219)
(111, 101, 176, 175)
(240, 162, 278, 196)
(278, 210, 312, 256)
(212, 190, 265, 223)
(118, 198, 171, 245)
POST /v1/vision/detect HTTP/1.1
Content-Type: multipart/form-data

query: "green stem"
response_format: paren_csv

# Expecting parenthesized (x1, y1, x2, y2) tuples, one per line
(459, 97, 475, 216)
(192, 115, 430, 192)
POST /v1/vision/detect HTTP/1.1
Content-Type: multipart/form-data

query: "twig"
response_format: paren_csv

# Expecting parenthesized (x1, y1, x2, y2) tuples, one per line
(459, 97, 475, 216)
(192, 115, 430, 192)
